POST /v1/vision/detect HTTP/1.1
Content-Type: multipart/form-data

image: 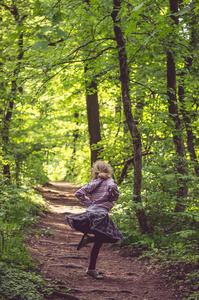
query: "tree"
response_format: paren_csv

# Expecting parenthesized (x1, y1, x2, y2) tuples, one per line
(167, 0, 188, 212)
(85, 67, 102, 165)
(1, 1, 25, 182)
(178, 0, 199, 176)
(111, 0, 152, 233)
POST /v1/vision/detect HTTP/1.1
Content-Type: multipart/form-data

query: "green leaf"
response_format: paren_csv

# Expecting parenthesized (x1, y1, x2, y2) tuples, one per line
(132, 3, 144, 12)
(33, 0, 42, 16)
(175, 8, 190, 16)
(33, 41, 49, 50)
(56, 29, 66, 38)
(52, 12, 64, 24)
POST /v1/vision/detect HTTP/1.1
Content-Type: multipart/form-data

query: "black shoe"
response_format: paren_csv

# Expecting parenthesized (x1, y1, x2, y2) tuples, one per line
(77, 234, 89, 251)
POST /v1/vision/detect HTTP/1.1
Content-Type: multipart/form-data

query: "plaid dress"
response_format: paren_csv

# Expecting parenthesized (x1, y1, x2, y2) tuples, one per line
(66, 178, 124, 243)
(66, 211, 124, 243)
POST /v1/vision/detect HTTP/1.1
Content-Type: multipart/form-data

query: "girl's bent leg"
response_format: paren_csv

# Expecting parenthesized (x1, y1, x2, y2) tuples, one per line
(77, 234, 95, 251)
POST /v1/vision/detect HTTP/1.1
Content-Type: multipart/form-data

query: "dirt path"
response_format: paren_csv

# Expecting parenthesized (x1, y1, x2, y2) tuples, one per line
(27, 181, 183, 300)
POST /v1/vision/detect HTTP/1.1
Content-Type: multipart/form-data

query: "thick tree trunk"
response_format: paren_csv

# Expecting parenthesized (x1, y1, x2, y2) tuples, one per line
(83, 0, 102, 166)
(85, 67, 101, 165)
(167, 0, 188, 212)
(111, 0, 152, 233)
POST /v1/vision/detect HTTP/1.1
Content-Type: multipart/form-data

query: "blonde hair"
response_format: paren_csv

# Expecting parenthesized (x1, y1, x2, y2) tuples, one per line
(91, 160, 113, 180)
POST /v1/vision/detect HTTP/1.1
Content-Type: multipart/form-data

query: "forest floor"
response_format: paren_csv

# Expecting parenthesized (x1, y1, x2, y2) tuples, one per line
(27, 181, 186, 300)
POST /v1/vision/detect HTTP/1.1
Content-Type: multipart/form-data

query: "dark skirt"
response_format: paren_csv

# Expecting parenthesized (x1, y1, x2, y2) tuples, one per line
(66, 211, 124, 243)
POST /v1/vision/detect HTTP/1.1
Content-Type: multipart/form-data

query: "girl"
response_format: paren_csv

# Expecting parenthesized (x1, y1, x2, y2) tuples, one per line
(66, 160, 124, 279)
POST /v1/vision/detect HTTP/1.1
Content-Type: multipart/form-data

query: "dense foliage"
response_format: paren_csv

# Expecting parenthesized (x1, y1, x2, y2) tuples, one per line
(0, 183, 53, 299)
(0, 0, 198, 298)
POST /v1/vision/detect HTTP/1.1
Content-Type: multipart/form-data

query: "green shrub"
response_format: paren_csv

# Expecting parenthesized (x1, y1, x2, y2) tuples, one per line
(0, 184, 51, 299)
(0, 263, 52, 300)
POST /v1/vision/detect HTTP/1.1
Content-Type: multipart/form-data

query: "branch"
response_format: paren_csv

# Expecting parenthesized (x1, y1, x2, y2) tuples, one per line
(54, 38, 115, 63)
(0, 3, 12, 12)
(34, 45, 116, 96)
(154, 0, 165, 14)
(127, 46, 143, 65)
(130, 77, 156, 95)
(115, 151, 153, 184)
(113, 151, 153, 167)
(48, 38, 64, 46)
(81, 46, 116, 62)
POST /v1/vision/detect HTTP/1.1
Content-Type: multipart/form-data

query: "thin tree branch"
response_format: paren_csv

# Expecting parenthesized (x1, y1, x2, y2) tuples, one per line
(113, 151, 153, 167)
(129, 77, 156, 95)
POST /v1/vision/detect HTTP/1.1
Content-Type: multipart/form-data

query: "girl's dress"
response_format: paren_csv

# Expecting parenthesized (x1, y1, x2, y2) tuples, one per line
(66, 177, 124, 243)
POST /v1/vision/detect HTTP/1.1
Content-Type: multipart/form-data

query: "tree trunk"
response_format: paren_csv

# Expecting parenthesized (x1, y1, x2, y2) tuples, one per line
(167, 0, 188, 212)
(15, 157, 20, 187)
(72, 112, 79, 157)
(178, 7, 199, 176)
(83, 0, 102, 166)
(2, 100, 13, 182)
(68, 112, 79, 176)
(178, 84, 199, 175)
(111, 0, 152, 233)
(1, 4, 24, 183)
(85, 66, 101, 165)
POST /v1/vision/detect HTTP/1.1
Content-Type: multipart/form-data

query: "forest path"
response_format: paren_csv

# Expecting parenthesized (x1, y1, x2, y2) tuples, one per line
(27, 181, 181, 300)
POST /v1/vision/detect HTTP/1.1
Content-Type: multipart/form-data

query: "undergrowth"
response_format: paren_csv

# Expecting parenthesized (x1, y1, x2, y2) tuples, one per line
(112, 181, 199, 300)
(0, 183, 53, 300)
(0, 263, 52, 300)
